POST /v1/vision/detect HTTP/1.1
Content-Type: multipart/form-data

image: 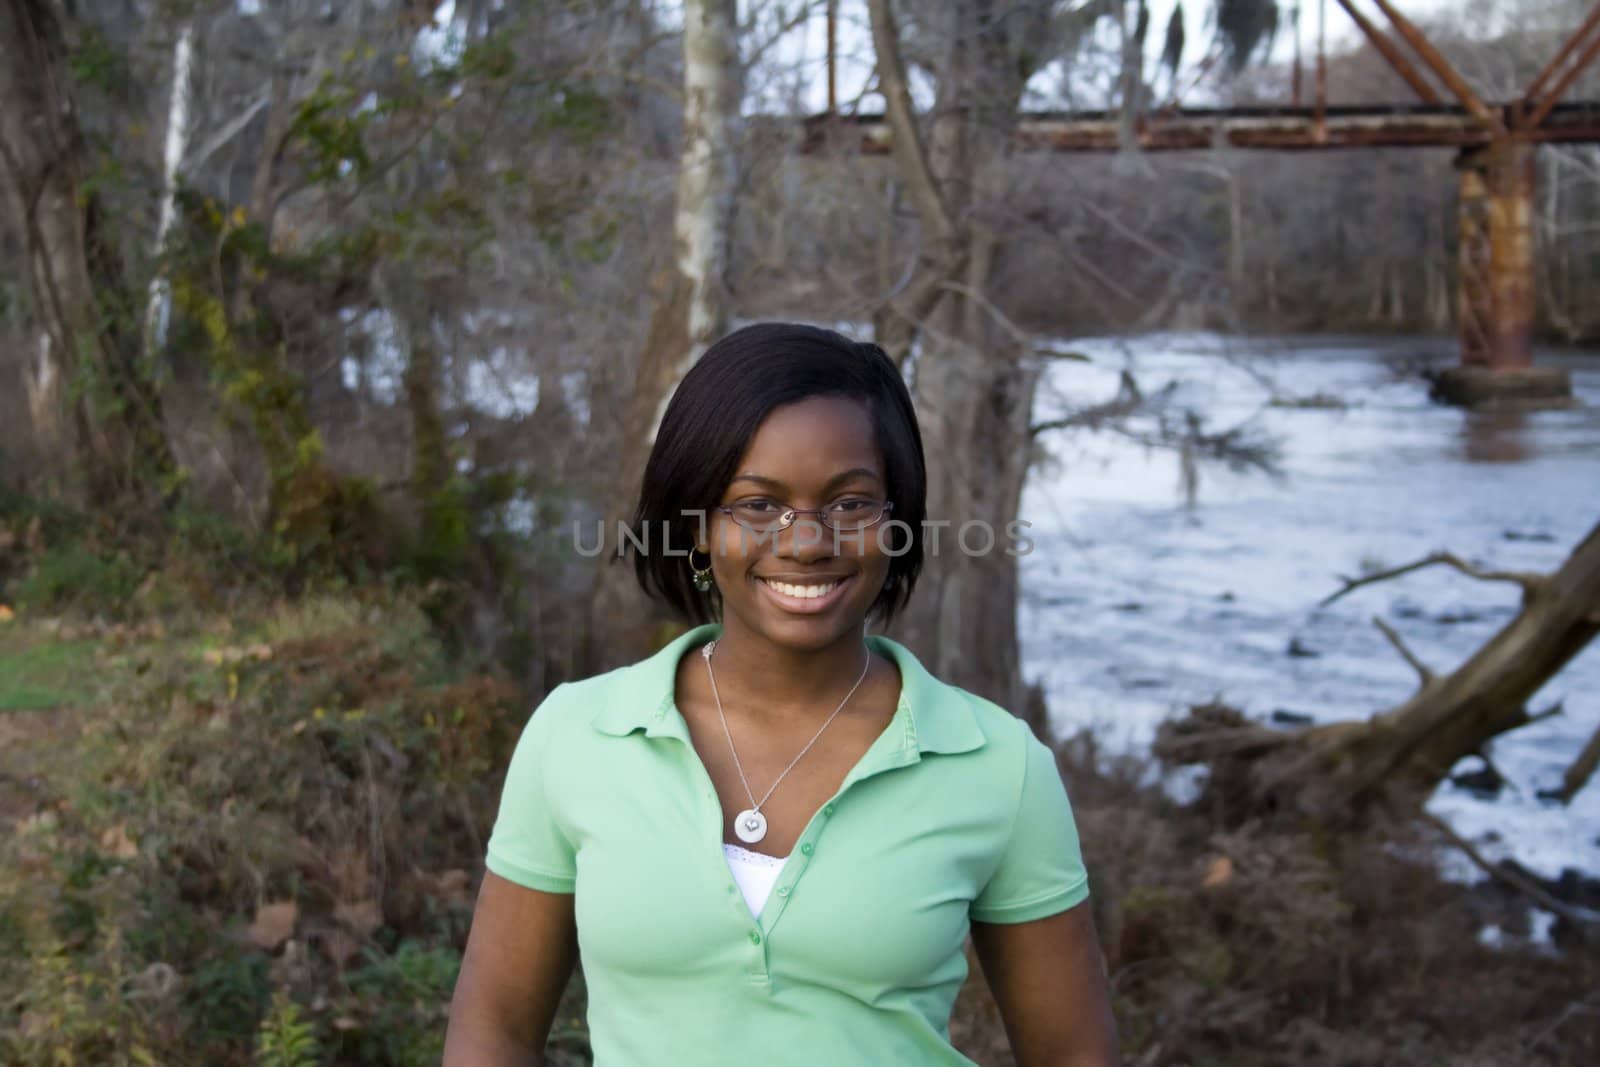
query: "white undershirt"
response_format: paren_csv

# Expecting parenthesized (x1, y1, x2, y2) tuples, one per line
(723, 842, 790, 919)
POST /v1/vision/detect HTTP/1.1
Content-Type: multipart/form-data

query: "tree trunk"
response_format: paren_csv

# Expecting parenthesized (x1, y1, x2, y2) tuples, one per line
(865, 0, 966, 368)
(1424, 196, 1451, 333)
(1226, 167, 1245, 307)
(360, 253, 468, 590)
(865, 0, 1053, 737)
(1537, 148, 1580, 342)
(1157, 521, 1600, 825)
(893, 287, 1041, 731)
(586, 0, 741, 672)
(1117, 2, 1149, 154)
(1387, 263, 1405, 326)
(0, 0, 176, 510)
(402, 319, 464, 583)
(143, 20, 195, 353)
(249, 69, 294, 259)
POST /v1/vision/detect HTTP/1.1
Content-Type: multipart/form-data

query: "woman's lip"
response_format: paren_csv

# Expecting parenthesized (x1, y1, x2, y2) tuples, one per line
(753, 573, 854, 615)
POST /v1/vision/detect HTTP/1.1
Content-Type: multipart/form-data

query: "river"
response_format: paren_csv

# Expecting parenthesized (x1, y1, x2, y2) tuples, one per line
(1019, 333, 1600, 886)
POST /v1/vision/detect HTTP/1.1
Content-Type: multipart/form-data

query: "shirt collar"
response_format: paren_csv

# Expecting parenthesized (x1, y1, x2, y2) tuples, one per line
(590, 622, 986, 757)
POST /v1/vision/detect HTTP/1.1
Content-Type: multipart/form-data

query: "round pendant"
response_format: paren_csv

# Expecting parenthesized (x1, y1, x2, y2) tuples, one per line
(734, 808, 767, 844)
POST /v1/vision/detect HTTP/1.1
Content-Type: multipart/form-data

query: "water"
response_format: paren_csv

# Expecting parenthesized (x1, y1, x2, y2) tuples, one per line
(1019, 333, 1600, 883)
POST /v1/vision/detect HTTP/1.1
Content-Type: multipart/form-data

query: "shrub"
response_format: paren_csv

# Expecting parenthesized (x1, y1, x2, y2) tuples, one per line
(0, 590, 525, 1064)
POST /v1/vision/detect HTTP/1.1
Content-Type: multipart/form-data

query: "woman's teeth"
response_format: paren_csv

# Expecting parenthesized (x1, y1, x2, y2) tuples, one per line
(760, 578, 840, 599)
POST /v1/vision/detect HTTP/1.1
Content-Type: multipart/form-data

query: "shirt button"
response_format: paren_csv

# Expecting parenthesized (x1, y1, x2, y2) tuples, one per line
(749, 930, 762, 944)
(777, 886, 790, 896)
(823, 803, 835, 816)
(801, 842, 814, 856)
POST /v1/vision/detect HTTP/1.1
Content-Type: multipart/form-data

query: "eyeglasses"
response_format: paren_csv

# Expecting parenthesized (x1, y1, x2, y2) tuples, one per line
(715, 498, 894, 534)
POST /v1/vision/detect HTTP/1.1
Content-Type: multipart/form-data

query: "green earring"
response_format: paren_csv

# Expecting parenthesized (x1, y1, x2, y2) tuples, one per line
(690, 548, 714, 593)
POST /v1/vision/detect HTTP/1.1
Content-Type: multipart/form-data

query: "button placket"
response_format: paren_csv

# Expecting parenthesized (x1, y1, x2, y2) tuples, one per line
(673, 733, 782, 932)
(762, 712, 922, 941)
(748, 913, 769, 982)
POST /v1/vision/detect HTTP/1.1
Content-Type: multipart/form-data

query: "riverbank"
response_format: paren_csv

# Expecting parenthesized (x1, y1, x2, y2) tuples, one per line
(1023, 333, 1600, 888)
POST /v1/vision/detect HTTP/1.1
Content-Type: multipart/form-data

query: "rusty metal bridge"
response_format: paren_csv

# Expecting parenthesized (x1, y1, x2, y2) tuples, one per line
(802, 1, 1600, 404)
(811, 101, 1600, 153)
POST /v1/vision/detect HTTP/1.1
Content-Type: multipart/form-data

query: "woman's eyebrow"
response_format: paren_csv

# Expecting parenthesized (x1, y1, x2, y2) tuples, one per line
(730, 468, 882, 491)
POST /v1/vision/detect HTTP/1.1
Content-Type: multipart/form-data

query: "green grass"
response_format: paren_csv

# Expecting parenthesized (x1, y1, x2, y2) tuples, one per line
(0, 631, 102, 711)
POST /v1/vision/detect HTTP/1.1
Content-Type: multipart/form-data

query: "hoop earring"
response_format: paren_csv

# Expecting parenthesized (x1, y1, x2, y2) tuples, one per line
(689, 548, 714, 593)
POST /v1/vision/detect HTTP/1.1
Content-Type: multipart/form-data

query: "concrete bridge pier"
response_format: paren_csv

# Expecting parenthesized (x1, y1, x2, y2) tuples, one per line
(1433, 140, 1574, 408)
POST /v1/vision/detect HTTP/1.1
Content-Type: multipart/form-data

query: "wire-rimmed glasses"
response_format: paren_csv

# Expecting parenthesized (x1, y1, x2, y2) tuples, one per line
(715, 498, 894, 534)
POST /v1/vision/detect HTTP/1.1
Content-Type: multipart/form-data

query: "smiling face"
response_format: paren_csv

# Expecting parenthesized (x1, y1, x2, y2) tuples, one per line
(698, 394, 893, 652)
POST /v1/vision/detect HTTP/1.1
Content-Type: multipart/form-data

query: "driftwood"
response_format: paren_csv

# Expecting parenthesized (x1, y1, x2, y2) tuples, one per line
(1421, 813, 1600, 937)
(1545, 718, 1600, 804)
(1155, 519, 1600, 824)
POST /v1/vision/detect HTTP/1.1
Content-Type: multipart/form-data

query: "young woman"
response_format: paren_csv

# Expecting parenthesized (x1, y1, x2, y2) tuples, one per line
(444, 323, 1119, 1066)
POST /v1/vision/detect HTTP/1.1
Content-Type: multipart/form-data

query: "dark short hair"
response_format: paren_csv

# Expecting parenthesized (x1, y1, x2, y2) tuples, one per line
(628, 322, 926, 627)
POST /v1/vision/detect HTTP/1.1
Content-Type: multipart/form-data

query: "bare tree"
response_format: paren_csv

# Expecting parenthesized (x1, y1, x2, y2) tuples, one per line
(0, 0, 177, 510)
(866, 0, 1117, 731)
(587, 0, 744, 670)
(142, 19, 194, 352)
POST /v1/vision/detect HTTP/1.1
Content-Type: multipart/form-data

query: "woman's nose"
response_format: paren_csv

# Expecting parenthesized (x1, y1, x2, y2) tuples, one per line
(774, 516, 834, 560)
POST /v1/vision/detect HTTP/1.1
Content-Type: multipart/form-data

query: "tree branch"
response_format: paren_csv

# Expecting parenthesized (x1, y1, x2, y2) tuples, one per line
(186, 93, 271, 174)
(1036, 348, 1093, 362)
(1373, 615, 1436, 686)
(1421, 813, 1600, 931)
(1074, 192, 1197, 272)
(1154, 723, 1302, 760)
(865, 0, 955, 246)
(1030, 371, 1155, 436)
(938, 280, 1029, 349)
(740, 0, 820, 76)
(1547, 716, 1600, 805)
(1321, 552, 1548, 608)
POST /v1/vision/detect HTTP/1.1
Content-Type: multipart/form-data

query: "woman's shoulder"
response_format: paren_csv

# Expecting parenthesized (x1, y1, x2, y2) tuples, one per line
(522, 651, 664, 743)
(525, 670, 618, 731)
(954, 685, 1050, 762)
(871, 632, 1046, 768)
(915, 670, 1048, 771)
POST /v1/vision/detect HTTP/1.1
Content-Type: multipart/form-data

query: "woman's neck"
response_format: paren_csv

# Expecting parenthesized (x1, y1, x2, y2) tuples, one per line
(702, 620, 874, 725)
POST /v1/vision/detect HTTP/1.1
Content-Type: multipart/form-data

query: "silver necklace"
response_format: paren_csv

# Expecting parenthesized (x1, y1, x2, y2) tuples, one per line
(701, 638, 871, 845)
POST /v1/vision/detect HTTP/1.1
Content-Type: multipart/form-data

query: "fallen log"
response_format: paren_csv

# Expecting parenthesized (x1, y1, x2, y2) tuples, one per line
(1155, 519, 1600, 825)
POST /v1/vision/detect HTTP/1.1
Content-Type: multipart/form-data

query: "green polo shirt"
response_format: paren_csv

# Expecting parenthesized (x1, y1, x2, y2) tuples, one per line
(485, 622, 1091, 1066)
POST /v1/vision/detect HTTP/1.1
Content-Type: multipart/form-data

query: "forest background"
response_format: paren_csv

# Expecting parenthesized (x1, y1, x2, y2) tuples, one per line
(2, 0, 1598, 1064)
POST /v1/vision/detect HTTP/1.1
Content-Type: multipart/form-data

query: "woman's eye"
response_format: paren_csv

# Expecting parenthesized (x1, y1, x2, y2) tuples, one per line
(738, 500, 778, 512)
(832, 498, 872, 512)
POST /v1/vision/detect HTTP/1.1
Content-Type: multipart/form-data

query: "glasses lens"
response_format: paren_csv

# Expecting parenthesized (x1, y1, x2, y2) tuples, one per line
(824, 500, 885, 531)
(729, 502, 783, 531)
(726, 500, 886, 532)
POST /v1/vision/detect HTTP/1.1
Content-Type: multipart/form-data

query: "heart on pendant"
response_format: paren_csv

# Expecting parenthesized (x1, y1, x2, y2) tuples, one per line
(734, 808, 767, 843)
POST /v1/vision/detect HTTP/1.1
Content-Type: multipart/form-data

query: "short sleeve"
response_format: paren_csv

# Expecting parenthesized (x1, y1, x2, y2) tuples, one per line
(971, 731, 1091, 924)
(484, 685, 577, 893)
